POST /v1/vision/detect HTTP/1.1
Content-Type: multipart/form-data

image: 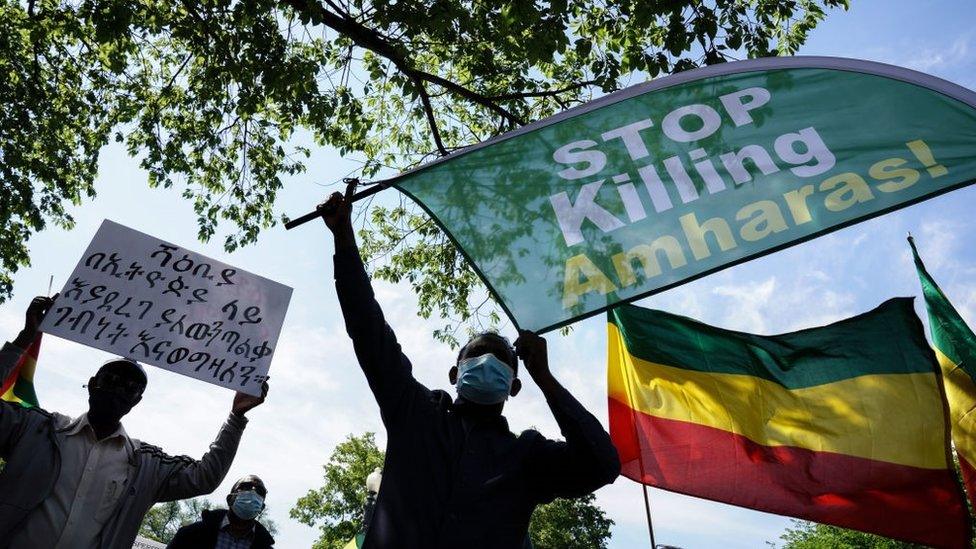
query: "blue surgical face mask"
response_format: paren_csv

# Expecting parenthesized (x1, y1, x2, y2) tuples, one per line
(231, 490, 264, 521)
(456, 353, 514, 405)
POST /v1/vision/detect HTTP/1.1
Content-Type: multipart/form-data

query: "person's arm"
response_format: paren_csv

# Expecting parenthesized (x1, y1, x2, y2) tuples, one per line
(154, 386, 267, 502)
(516, 331, 621, 501)
(1, 296, 54, 456)
(320, 185, 431, 427)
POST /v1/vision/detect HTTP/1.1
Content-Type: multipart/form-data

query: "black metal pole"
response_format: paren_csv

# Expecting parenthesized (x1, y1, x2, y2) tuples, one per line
(283, 178, 391, 230)
(642, 483, 657, 548)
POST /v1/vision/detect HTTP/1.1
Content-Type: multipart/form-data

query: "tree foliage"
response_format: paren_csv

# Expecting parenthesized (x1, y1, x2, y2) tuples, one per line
(777, 520, 926, 549)
(290, 432, 386, 549)
(529, 492, 614, 549)
(138, 497, 278, 543)
(292, 431, 614, 549)
(138, 497, 215, 543)
(1, 0, 849, 338)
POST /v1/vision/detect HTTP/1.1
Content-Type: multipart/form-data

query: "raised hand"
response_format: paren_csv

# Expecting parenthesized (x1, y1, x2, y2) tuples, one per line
(15, 294, 56, 348)
(514, 330, 552, 383)
(232, 381, 269, 418)
(318, 179, 357, 247)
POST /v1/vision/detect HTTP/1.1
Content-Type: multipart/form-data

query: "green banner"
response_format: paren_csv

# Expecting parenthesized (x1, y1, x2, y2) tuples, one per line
(393, 57, 976, 333)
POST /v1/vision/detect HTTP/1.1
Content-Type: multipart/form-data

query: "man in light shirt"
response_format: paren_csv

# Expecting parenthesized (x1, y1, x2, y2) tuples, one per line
(0, 296, 269, 549)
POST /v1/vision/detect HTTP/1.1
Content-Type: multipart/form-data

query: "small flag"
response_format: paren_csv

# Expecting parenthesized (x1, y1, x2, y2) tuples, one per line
(910, 236, 976, 506)
(1, 335, 42, 408)
(608, 299, 969, 548)
(342, 534, 364, 549)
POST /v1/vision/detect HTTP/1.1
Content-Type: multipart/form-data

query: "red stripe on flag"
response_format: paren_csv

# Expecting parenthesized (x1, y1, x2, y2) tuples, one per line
(609, 397, 969, 549)
(0, 351, 27, 397)
(0, 362, 20, 396)
(1, 336, 41, 400)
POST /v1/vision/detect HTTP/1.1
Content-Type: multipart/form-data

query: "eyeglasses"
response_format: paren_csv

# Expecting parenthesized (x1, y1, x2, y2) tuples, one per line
(93, 371, 145, 396)
(233, 482, 267, 497)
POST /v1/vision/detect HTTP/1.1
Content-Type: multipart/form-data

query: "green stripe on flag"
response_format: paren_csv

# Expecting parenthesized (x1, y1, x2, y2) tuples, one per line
(910, 237, 976, 374)
(609, 298, 935, 389)
(10, 379, 38, 408)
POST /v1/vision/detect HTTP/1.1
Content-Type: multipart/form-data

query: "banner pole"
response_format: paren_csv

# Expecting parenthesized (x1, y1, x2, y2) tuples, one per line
(284, 177, 396, 230)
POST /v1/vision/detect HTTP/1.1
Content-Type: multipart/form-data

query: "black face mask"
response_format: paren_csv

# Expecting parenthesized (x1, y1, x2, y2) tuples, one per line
(88, 386, 139, 421)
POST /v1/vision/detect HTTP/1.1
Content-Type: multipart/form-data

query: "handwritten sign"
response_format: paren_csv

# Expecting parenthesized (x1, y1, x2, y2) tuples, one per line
(41, 220, 292, 396)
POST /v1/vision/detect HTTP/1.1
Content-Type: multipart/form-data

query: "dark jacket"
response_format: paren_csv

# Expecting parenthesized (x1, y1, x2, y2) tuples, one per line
(334, 247, 621, 549)
(0, 343, 248, 549)
(167, 509, 274, 549)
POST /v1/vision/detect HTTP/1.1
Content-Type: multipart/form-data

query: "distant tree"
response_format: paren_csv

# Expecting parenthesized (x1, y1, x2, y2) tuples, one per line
(292, 431, 614, 549)
(138, 497, 278, 544)
(291, 432, 386, 549)
(529, 492, 613, 549)
(139, 498, 214, 543)
(777, 520, 927, 549)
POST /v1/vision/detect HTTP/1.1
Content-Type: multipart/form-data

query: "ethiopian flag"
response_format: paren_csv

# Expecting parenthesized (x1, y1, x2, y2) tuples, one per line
(1, 335, 42, 408)
(911, 236, 976, 507)
(608, 299, 969, 548)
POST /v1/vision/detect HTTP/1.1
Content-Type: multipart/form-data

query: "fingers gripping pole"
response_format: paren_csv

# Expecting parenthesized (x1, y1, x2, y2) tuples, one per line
(284, 178, 390, 230)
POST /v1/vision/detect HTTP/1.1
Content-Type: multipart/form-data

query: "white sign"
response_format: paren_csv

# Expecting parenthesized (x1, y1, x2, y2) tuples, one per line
(41, 220, 292, 396)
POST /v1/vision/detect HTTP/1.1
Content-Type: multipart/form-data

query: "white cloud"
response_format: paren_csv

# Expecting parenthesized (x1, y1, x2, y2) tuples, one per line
(904, 34, 972, 73)
(917, 220, 964, 270)
(712, 277, 778, 332)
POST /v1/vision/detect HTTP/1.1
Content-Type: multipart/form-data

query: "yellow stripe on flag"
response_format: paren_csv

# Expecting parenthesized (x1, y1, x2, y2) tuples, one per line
(609, 323, 947, 469)
(935, 348, 976, 464)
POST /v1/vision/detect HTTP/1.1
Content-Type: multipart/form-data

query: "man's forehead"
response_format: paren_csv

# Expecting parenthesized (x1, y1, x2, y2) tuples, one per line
(461, 340, 517, 372)
(234, 477, 267, 496)
(464, 336, 510, 356)
(97, 363, 145, 381)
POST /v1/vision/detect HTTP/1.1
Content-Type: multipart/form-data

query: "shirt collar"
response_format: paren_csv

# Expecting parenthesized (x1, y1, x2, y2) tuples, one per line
(220, 514, 256, 536)
(64, 413, 129, 442)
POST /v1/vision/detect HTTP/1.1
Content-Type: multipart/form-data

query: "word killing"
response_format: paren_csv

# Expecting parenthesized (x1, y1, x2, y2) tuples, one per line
(548, 86, 836, 247)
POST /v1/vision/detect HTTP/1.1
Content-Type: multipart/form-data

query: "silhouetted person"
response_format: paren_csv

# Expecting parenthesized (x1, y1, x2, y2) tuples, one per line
(167, 474, 275, 548)
(0, 296, 268, 549)
(320, 185, 620, 548)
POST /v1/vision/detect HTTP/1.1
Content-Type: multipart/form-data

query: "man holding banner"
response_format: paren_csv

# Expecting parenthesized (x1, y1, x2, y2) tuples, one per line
(0, 295, 269, 549)
(320, 186, 620, 548)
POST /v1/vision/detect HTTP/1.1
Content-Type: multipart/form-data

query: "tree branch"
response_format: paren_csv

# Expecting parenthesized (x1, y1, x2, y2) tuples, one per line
(410, 76, 448, 156)
(163, 54, 192, 95)
(281, 0, 525, 126)
(485, 80, 598, 101)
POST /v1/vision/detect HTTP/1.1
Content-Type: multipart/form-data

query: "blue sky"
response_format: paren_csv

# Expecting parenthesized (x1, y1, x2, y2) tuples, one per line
(4, 1, 976, 547)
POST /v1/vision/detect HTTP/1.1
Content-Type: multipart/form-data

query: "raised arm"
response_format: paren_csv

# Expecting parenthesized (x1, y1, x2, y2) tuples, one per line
(154, 385, 267, 501)
(319, 184, 431, 428)
(516, 331, 621, 501)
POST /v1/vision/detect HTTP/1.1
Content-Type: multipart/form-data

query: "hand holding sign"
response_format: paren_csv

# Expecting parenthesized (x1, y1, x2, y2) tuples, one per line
(232, 381, 269, 417)
(14, 295, 55, 349)
(40, 220, 292, 396)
